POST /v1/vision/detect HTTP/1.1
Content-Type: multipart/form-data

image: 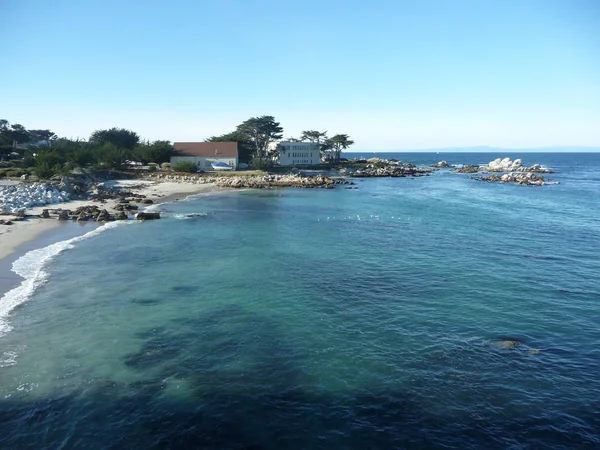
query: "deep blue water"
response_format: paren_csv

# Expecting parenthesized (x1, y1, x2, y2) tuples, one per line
(1, 153, 599, 449)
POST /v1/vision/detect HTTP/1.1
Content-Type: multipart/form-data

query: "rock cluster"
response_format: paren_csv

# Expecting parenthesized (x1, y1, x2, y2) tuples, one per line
(473, 172, 548, 186)
(41, 205, 131, 222)
(149, 173, 350, 189)
(454, 157, 553, 174)
(0, 183, 70, 214)
(487, 157, 552, 173)
(453, 165, 480, 174)
(431, 160, 449, 168)
(351, 159, 435, 178)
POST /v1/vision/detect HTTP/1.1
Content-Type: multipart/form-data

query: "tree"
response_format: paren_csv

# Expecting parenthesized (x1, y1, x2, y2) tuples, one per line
(89, 127, 140, 150)
(326, 134, 354, 162)
(136, 140, 174, 164)
(207, 130, 254, 163)
(236, 116, 283, 160)
(92, 143, 129, 169)
(28, 129, 57, 142)
(8, 124, 30, 144)
(300, 130, 328, 143)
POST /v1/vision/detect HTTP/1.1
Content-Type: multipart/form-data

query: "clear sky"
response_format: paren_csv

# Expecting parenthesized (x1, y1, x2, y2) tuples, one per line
(2, 0, 599, 151)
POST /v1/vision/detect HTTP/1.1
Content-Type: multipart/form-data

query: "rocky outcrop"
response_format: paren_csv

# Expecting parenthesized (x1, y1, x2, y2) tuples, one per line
(454, 165, 480, 174)
(431, 160, 449, 168)
(349, 160, 435, 178)
(454, 158, 553, 174)
(473, 172, 549, 186)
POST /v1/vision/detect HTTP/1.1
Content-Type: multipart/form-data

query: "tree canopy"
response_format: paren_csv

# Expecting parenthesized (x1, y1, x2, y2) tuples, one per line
(207, 130, 254, 163)
(89, 127, 140, 150)
(300, 130, 328, 143)
(236, 116, 283, 160)
(324, 134, 354, 162)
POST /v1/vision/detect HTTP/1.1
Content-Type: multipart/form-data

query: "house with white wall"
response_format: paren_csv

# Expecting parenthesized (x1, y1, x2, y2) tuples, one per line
(275, 142, 321, 166)
(171, 142, 238, 171)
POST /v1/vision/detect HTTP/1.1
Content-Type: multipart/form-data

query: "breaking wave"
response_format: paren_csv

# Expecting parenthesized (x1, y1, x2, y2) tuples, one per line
(0, 221, 130, 336)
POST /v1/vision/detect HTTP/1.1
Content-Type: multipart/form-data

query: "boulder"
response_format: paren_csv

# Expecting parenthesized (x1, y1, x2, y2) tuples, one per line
(57, 210, 70, 220)
(135, 212, 160, 220)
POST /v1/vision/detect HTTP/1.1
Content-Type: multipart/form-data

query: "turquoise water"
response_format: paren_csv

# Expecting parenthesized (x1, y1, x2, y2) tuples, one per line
(1, 153, 599, 448)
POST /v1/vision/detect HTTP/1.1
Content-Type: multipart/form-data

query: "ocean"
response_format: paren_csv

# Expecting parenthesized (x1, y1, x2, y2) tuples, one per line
(1, 152, 599, 449)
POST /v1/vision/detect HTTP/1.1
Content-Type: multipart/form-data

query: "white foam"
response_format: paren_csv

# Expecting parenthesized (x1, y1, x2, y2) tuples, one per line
(0, 221, 130, 336)
(173, 213, 208, 220)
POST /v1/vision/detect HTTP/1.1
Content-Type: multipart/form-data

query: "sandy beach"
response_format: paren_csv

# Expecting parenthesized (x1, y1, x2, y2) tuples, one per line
(0, 179, 221, 262)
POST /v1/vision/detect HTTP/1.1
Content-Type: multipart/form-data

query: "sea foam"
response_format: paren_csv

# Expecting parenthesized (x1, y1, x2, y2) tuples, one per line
(0, 221, 130, 336)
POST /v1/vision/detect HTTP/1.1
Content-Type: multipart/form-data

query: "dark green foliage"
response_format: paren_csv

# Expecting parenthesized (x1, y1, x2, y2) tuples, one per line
(69, 146, 95, 167)
(236, 116, 283, 160)
(300, 130, 328, 143)
(93, 143, 130, 170)
(324, 134, 354, 162)
(207, 130, 254, 163)
(172, 161, 198, 173)
(136, 140, 173, 164)
(90, 127, 140, 150)
(33, 151, 67, 179)
(250, 157, 274, 171)
(28, 129, 57, 142)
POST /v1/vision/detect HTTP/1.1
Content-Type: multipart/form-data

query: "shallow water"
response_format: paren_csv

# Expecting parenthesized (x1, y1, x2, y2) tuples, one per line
(1, 153, 599, 448)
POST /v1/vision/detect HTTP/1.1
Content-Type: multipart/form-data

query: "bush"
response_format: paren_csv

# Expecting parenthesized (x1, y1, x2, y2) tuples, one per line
(147, 164, 157, 172)
(250, 157, 274, 171)
(34, 163, 54, 179)
(161, 162, 171, 170)
(172, 161, 198, 173)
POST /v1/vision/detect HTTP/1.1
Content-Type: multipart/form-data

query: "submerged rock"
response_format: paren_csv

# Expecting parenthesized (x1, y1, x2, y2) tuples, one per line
(135, 212, 160, 220)
(493, 340, 522, 348)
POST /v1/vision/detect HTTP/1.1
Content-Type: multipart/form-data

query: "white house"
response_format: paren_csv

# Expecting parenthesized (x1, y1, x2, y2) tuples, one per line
(171, 142, 238, 171)
(276, 142, 321, 166)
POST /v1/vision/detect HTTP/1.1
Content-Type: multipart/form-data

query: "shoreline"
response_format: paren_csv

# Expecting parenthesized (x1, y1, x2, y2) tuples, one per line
(0, 179, 223, 272)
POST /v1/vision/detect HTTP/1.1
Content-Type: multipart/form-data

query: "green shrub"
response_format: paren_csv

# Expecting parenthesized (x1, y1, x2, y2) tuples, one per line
(161, 162, 171, 170)
(172, 161, 197, 173)
(147, 164, 157, 172)
(250, 157, 274, 171)
(34, 163, 54, 179)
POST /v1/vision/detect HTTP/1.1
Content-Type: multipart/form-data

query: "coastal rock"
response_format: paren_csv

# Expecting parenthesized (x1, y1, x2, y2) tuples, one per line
(135, 212, 161, 220)
(493, 340, 522, 348)
(453, 165, 480, 173)
(41, 209, 50, 218)
(351, 160, 434, 178)
(96, 209, 112, 222)
(57, 209, 70, 220)
(115, 211, 128, 220)
(473, 172, 548, 186)
(0, 182, 70, 214)
(454, 158, 553, 174)
(432, 160, 449, 168)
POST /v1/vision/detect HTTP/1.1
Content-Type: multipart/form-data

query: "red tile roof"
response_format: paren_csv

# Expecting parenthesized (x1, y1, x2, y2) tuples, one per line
(173, 142, 238, 157)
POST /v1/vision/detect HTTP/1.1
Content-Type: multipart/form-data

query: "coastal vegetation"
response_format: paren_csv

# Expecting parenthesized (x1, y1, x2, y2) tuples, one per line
(172, 161, 199, 173)
(0, 116, 356, 179)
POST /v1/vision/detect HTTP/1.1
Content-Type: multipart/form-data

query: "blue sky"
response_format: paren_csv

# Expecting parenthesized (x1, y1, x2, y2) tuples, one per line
(2, 0, 599, 150)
